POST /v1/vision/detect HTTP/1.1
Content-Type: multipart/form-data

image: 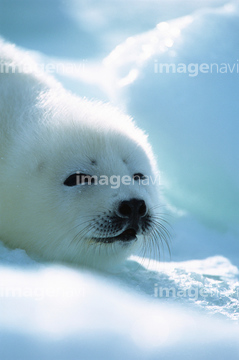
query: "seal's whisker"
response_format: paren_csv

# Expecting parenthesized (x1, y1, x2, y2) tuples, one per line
(65, 205, 172, 265)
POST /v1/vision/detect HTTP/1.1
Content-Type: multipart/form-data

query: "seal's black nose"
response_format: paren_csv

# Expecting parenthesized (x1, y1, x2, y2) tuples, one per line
(118, 198, 147, 219)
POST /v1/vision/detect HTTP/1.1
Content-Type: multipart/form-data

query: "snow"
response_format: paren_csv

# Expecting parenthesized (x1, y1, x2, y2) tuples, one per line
(0, 0, 239, 359)
(0, 244, 239, 359)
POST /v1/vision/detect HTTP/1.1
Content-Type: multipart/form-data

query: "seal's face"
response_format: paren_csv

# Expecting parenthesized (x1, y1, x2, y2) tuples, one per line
(53, 129, 162, 268)
(61, 133, 154, 244)
(23, 121, 168, 269)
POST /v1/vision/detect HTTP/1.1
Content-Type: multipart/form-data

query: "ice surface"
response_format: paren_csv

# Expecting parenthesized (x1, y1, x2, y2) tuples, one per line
(0, 243, 239, 359)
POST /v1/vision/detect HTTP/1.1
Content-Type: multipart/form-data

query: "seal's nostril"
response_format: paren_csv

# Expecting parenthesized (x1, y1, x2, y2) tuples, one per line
(118, 199, 147, 219)
(118, 201, 132, 217)
(139, 201, 147, 217)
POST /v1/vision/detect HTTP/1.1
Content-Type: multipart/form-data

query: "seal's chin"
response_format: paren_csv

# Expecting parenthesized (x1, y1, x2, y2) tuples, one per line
(94, 228, 137, 244)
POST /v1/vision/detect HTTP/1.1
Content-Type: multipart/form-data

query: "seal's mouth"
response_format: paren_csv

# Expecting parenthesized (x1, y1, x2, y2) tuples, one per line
(94, 228, 137, 244)
(112, 228, 137, 242)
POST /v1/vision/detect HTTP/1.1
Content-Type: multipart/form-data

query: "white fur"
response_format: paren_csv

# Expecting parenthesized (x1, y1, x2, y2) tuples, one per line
(0, 41, 160, 269)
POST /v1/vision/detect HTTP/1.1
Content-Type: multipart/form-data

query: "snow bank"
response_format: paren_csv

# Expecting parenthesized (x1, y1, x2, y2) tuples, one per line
(0, 0, 230, 59)
(0, 244, 239, 360)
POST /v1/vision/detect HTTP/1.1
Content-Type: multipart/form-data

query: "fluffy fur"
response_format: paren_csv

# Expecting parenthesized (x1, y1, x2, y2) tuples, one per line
(0, 41, 168, 269)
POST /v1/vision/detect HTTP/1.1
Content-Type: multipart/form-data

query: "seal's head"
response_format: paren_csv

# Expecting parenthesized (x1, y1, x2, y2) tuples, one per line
(0, 43, 169, 269)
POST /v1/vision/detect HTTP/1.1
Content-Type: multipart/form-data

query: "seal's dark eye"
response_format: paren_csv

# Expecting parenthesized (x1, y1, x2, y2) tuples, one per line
(64, 173, 95, 187)
(133, 173, 146, 181)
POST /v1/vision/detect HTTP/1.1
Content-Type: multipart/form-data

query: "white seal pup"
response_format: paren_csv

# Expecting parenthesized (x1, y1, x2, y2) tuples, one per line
(0, 41, 169, 269)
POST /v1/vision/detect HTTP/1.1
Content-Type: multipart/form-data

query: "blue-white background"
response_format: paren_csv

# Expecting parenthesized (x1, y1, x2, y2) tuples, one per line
(0, 1, 239, 358)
